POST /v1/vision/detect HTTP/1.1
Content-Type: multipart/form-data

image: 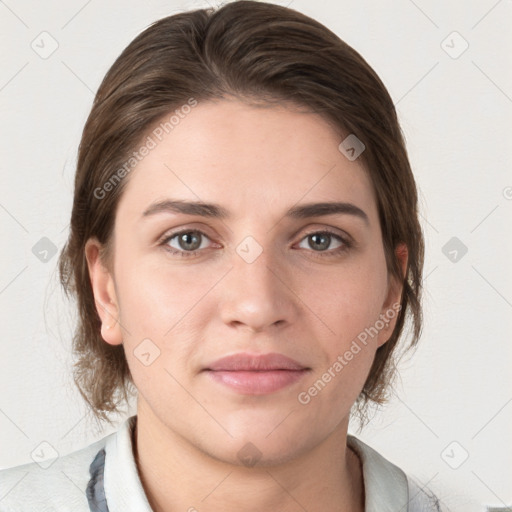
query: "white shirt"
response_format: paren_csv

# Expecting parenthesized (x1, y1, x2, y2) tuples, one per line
(0, 415, 443, 511)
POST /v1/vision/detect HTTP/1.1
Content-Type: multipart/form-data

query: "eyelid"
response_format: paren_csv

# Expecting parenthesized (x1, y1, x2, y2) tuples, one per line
(157, 223, 215, 243)
(296, 225, 354, 245)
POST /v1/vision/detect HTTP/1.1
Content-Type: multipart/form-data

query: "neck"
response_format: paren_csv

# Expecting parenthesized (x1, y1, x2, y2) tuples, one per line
(131, 406, 364, 512)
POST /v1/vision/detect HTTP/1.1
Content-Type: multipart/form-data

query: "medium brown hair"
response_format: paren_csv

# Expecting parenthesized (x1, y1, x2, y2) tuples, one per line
(59, 0, 424, 426)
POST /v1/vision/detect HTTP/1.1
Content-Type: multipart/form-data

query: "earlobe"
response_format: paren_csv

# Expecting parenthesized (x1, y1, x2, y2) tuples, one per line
(85, 238, 123, 346)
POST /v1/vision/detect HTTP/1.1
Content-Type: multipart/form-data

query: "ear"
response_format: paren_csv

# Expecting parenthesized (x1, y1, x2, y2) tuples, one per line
(377, 243, 408, 348)
(85, 237, 123, 346)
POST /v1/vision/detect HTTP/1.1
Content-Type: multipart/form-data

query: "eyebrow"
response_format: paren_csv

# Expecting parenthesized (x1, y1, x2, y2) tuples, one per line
(142, 199, 369, 225)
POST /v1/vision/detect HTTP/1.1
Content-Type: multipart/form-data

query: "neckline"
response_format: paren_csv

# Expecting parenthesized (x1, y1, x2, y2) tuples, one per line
(115, 416, 409, 512)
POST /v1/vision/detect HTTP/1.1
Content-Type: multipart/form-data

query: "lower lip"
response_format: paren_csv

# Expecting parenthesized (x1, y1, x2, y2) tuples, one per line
(205, 369, 309, 394)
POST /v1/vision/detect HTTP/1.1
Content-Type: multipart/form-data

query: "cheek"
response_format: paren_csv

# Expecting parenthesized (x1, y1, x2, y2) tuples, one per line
(115, 254, 214, 338)
(115, 257, 210, 414)
(114, 256, 221, 390)
(298, 266, 386, 421)
(303, 253, 389, 340)
(297, 250, 389, 409)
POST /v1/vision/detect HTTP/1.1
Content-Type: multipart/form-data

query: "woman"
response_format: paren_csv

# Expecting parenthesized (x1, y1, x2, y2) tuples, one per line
(0, 1, 444, 510)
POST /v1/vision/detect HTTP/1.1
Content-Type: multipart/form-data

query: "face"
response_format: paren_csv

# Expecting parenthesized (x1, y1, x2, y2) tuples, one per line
(87, 98, 405, 466)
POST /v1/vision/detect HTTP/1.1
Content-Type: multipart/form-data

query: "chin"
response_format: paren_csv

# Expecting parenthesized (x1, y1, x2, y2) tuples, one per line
(207, 439, 310, 469)
(202, 422, 319, 468)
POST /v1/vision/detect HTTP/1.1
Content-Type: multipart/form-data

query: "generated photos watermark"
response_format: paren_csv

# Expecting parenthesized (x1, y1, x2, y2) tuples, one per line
(297, 302, 401, 405)
(93, 97, 198, 200)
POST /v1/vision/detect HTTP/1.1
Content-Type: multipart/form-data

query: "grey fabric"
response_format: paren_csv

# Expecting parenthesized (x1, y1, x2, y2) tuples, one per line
(408, 476, 444, 511)
(86, 448, 109, 512)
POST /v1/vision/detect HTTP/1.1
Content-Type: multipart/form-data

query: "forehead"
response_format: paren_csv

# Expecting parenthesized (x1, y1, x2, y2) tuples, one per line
(116, 99, 377, 222)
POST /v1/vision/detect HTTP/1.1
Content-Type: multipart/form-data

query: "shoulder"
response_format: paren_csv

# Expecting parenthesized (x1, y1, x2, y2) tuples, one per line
(0, 434, 112, 512)
(347, 434, 445, 512)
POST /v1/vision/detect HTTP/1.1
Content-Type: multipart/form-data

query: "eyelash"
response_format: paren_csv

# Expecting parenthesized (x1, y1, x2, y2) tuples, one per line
(159, 228, 352, 259)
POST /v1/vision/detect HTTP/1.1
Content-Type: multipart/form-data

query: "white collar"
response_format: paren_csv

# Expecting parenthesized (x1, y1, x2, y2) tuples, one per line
(103, 415, 152, 510)
(347, 433, 409, 511)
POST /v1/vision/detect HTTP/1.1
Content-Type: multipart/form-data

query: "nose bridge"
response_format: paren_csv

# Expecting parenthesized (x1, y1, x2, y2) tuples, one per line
(218, 235, 296, 331)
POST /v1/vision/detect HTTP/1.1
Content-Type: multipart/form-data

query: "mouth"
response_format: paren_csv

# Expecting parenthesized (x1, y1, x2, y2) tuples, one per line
(202, 352, 311, 395)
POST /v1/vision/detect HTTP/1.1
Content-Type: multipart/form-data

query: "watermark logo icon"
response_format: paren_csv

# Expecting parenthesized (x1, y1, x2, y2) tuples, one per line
(31, 441, 59, 469)
(32, 237, 58, 263)
(134, 338, 161, 366)
(338, 134, 365, 161)
(236, 236, 263, 264)
(31, 31, 59, 59)
(237, 442, 263, 467)
(440, 441, 469, 469)
(441, 31, 469, 59)
(442, 236, 468, 263)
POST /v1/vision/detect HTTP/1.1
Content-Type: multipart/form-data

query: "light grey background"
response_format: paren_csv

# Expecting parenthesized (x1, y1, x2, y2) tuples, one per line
(1, 0, 511, 510)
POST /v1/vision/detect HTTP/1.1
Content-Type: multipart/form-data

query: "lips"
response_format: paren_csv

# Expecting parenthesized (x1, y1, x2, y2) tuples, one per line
(203, 353, 310, 395)
(204, 352, 308, 372)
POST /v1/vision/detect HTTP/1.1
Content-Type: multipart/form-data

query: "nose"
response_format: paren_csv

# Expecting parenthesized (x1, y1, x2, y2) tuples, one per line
(218, 245, 299, 333)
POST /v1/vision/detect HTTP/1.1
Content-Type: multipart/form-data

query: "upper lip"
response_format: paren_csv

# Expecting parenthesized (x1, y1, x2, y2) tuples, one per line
(204, 352, 308, 371)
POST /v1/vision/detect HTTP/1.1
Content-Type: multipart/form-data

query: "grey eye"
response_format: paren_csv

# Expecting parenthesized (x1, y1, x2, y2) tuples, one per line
(298, 232, 343, 252)
(168, 231, 209, 251)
